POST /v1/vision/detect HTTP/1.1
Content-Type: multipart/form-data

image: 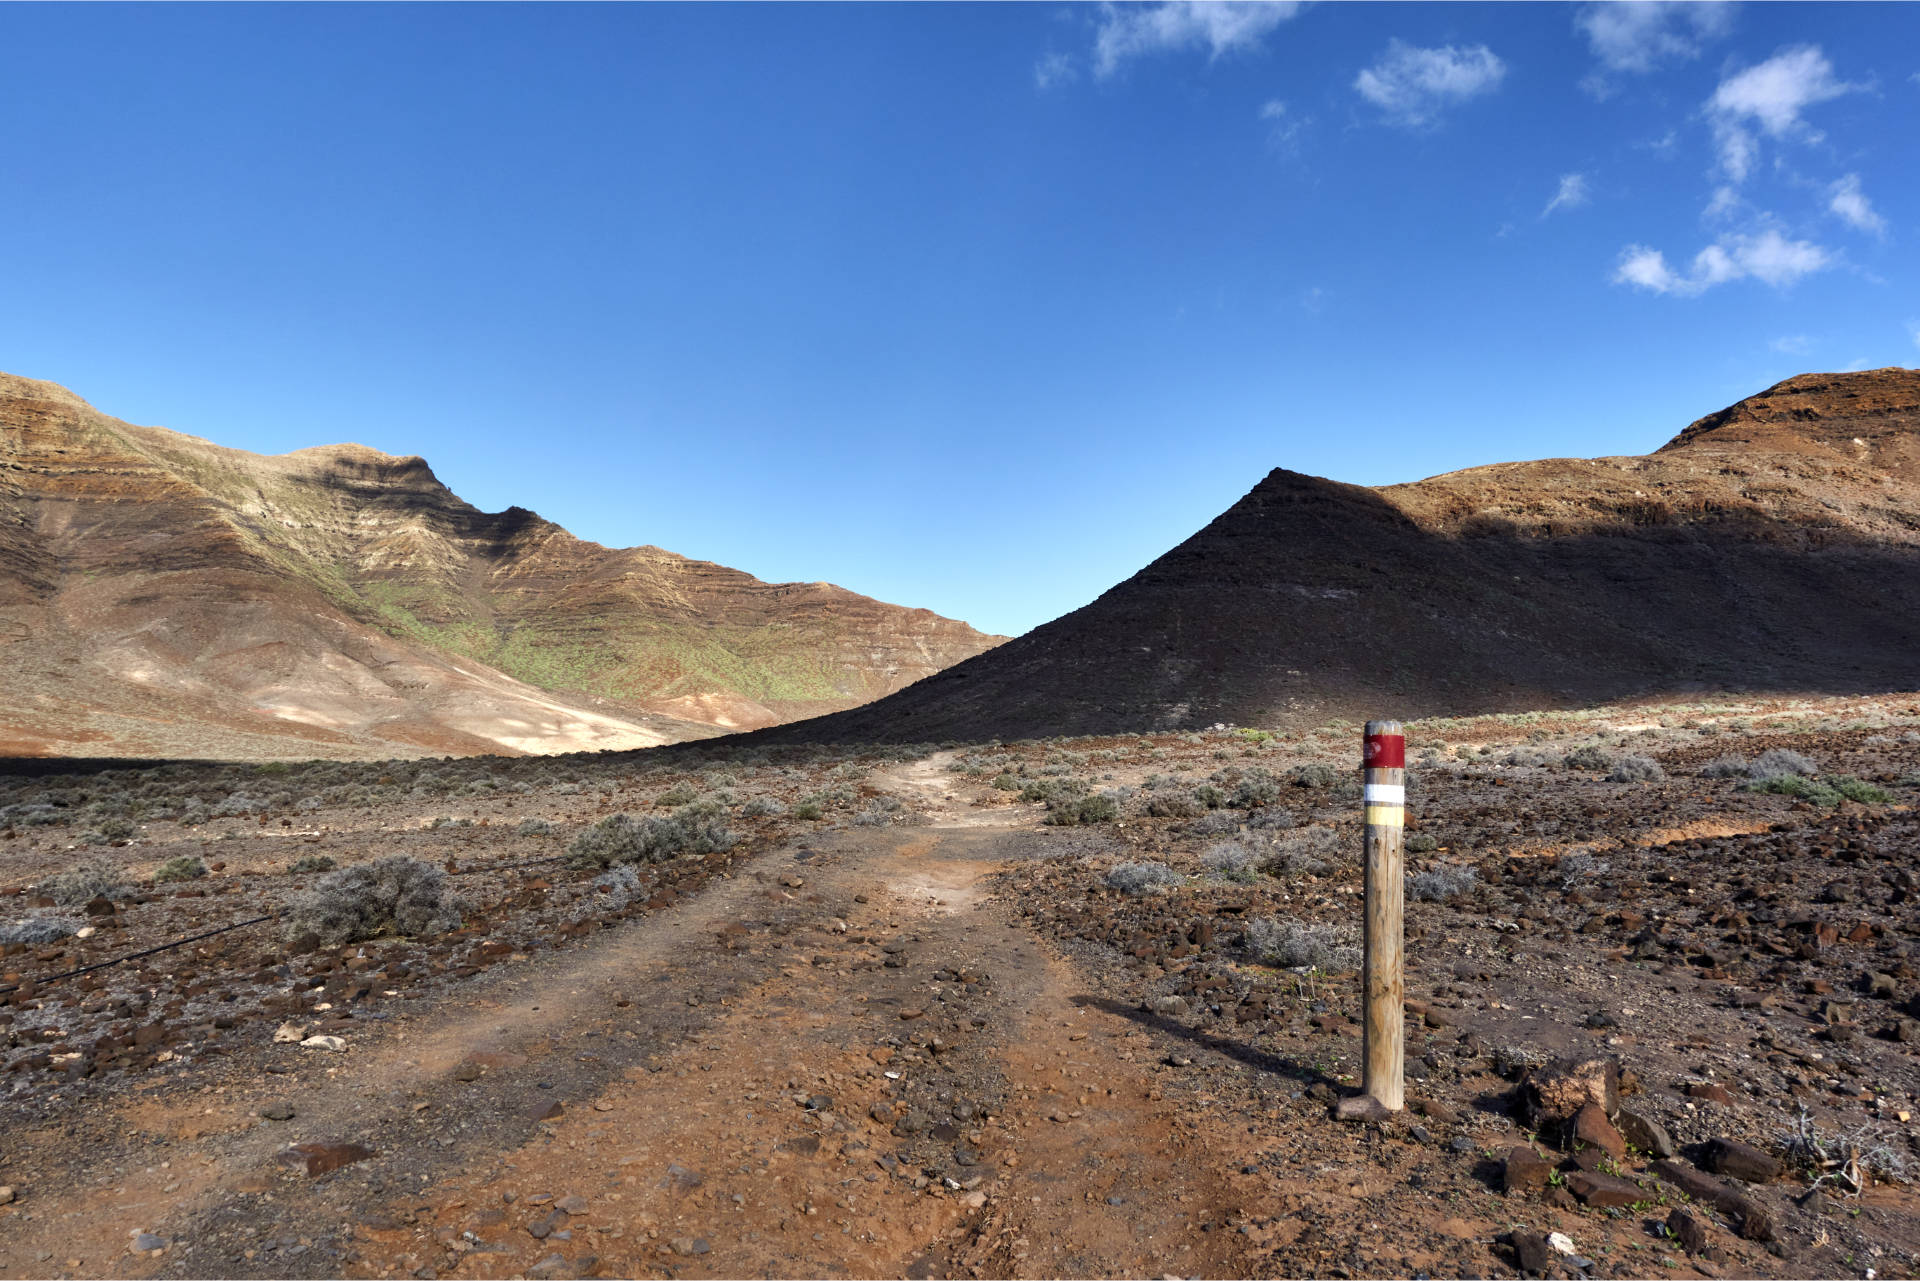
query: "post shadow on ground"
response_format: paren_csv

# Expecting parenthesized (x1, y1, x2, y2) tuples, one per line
(1071, 993, 1340, 1091)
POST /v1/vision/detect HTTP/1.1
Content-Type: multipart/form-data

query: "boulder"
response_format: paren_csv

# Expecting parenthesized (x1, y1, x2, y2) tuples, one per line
(1571, 1103, 1625, 1160)
(1703, 1138, 1782, 1183)
(1564, 1169, 1643, 1208)
(1503, 1146, 1553, 1197)
(1615, 1107, 1676, 1158)
(1518, 1056, 1621, 1130)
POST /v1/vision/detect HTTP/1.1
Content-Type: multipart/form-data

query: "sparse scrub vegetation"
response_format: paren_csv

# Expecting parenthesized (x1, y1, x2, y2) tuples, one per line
(1201, 839, 1261, 884)
(1749, 748, 1819, 780)
(1562, 745, 1612, 771)
(1044, 791, 1121, 826)
(289, 854, 338, 874)
(81, 816, 136, 845)
(1104, 861, 1183, 894)
(0, 913, 82, 945)
(38, 855, 129, 905)
(1262, 825, 1343, 877)
(1288, 763, 1340, 789)
(1019, 776, 1089, 805)
(1407, 864, 1479, 901)
(1228, 768, 1280, 809)
(153, 855, 208, 883)
(567, 808, 736, 868)
(282, 855, 462, 945)
(1245, 917, 1360, 971)
(1145, 790, 1202, 818)
(1606, 754, 1664, 782)
(514, 817, 557, 837)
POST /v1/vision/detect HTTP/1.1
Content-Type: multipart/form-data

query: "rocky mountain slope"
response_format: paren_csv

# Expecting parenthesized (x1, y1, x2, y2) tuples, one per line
(764, 369, 1920, 742)
(0, 373, 1002, 758)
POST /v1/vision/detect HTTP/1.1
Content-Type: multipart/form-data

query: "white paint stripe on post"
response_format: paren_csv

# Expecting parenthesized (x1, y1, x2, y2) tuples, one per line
(1363, 783, 1405, 804)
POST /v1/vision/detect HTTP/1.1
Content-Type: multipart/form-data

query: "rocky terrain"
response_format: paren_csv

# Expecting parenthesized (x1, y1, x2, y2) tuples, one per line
(3, 690, 1919, 1279)
(0, 372, 1002, 759)
(764, 368, 1920, 744)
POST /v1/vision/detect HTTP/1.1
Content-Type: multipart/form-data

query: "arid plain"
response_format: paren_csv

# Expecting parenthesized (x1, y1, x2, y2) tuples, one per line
(4, 371, 1920, 1281)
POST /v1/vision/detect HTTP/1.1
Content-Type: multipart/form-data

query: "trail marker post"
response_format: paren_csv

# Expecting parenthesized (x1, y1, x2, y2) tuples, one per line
(1360, 719, 1406, 1113)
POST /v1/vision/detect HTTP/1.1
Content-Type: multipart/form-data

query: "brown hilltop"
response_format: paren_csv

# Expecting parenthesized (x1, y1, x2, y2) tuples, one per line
(762, 368, 1920, 743)
(0, 372, 1002, 758)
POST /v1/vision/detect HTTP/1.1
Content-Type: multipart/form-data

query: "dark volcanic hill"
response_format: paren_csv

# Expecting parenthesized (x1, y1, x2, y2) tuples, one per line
(762, 369, 1920, 743)
(0, 373, 1002, 758)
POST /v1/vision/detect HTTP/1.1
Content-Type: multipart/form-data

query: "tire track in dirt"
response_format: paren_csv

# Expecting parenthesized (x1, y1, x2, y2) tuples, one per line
(328, 758, 1249, 1280)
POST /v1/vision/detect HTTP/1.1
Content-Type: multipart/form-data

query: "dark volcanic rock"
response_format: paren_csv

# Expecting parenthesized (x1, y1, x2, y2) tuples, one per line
(1703, 1137, 1783, 1183)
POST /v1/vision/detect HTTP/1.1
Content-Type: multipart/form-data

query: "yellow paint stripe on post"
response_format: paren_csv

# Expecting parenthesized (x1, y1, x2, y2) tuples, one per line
(1363, 805, 1404, 827)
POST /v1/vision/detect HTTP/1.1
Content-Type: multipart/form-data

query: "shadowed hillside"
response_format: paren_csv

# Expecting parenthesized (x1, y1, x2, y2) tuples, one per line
(756, 369, 1920, 743)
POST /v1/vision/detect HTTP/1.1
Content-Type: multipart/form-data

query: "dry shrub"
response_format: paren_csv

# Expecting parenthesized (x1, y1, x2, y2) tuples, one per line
(283, 856, 462, 945)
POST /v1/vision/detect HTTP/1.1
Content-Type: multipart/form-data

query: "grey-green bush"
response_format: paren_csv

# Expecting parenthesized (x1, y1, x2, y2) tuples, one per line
(283, 856, 462, 945)
(289, 855, 338, 874)
(1606, 754, 1665, 783)
(1044, 792, 1121, 827)
(82, 816, 136, 845)
(1288, 763, 1341, 790)
(154, 855, 208, 883)
(1104, 861, 1182, 894)
(1229, 769, 1281, 809)
(1145, 791, 1202, 819)
(0, 913, 81, 945)
(567, 808, 735, 869)
(1562, 746, 1612, 772)
(1699, 754, 1750, 779)
(1245, 917, 1360, 970)
(1407, 865, 1479, 901)
(38, 855, 129, 905)
(515, 817, 557, 837)
(1749, 748, 1819, 780)
(1263, 825, 1342, 877)
(1201, 839, 1261, 884)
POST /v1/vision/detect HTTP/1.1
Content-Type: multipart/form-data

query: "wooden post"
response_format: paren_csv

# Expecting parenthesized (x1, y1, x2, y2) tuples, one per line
(1361, 719, 1405, 1112)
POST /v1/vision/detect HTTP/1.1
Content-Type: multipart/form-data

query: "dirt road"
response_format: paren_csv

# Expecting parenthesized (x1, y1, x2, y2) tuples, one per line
(2, 760, 1251, 1280)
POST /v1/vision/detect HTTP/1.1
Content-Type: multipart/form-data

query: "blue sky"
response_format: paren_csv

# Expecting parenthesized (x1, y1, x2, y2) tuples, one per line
(2, 3, 1915, 638)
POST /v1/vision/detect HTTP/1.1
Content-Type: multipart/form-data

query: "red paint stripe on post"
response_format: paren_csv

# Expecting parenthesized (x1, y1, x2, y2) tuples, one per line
(1364, 733, 1405, 770)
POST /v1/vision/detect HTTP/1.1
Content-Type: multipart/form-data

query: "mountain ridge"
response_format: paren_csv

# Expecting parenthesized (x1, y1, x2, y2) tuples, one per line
(751, 368, 1920, 744)
(0, 372, 1004, 758)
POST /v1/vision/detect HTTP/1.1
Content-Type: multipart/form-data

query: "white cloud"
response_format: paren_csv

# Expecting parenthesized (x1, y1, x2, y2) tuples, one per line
(1577, 1, 1734, 74)
(1092, 1, 1303, 78)
(1354, 40, 1506, 127)
(1707, 45, 1857, 182)
(1769, 334, 1813, 354)
(1828, 173, 1886, 235)
(1034, 51, 1077, 90)
(1258, 98, 1305, 148)
(1543, 173, 1591, 217)
(1703, 185, 1743, 220)
(1612, 228, 1832, 295)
